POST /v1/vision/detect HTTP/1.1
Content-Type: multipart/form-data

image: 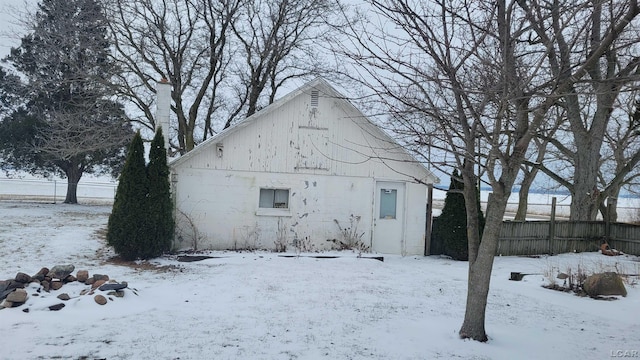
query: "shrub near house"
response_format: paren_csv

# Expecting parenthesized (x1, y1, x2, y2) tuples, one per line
(107, 130, 173, 260)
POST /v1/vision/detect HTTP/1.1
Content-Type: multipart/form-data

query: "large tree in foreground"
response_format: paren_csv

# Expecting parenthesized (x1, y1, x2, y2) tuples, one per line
(0, 0, 131, 203)
(334, 0, 640, 342)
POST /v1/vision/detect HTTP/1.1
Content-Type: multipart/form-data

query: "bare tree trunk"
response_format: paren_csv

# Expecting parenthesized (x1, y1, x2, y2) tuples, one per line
(460, 189, 510, 341)
(570, 142, 601, 220)
(516, 136, 552, 220)
(64, 165, 83, 204)
(514, 170, 535, 221)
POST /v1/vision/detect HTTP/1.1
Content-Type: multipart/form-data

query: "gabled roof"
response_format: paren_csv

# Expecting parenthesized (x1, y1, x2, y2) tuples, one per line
(170, 77, 439, 184)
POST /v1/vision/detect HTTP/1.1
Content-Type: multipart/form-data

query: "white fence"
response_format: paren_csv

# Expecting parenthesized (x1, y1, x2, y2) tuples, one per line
(0, 176, 117, 204)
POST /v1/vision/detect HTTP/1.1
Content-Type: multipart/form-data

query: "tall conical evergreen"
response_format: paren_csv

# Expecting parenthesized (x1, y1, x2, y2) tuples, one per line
(146, 127, 174, 258)
(434, 170, 485, 261)
(107, 131, 150, 260)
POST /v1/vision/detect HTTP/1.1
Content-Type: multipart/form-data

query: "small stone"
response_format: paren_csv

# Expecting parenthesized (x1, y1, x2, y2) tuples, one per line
(99, 283, 127, 291)
(92, 280, 107, 289)
(50, 281, 63, 291)
(85, 277, 95, 285)
(6, 289, 28, 303)
(93, 274, 109, 282)
(33, 267, 49, 280)
(2, 301, 13, 308)
(41, 280, 50, 292)
(63, 275, 77, 283)
(80, 289, 90, 296)
(49, 303, 65, 311)
(48, 265, 75, 280)
(15, 272, 31, 283)
(107, 290, 125, 298)
(22, 307, 29, 313)
(57, 293, 70, 301)
(76, 270, 89, 283)
(94, 295, 107, 305)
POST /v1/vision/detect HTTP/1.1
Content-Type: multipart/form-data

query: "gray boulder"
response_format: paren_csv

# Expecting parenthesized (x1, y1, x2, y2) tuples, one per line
(6, 289, 28, 304)
(583, 272, 627, 297)
(15, 272, 31, 283)
(99, 283, 127, 291)
(47, 265, 75, 280)
(0, 280, 25, 301)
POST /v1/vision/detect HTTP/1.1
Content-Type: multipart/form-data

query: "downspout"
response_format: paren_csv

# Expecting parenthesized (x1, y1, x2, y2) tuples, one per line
(401, 182, 408, 256)
(370, 179, 376, 250)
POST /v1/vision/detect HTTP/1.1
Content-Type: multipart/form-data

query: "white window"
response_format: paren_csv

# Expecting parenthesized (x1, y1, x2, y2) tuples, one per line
(259, 188, 289, 209)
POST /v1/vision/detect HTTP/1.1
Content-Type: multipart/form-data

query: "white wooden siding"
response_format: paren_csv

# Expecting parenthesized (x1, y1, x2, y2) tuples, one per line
(176, 89, 430, 183)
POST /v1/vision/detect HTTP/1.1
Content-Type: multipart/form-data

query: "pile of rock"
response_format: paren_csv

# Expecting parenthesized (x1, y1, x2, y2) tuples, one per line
(0, 264, 131, 311)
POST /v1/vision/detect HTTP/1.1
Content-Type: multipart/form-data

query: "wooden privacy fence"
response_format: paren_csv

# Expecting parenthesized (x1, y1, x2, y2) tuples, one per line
(430, 219, 640, 256)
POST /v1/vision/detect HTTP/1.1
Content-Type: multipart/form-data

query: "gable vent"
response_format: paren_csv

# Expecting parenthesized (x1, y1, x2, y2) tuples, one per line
(310, 90, 319, 108)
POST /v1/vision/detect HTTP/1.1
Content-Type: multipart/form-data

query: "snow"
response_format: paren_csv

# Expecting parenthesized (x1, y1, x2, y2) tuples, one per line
(1, 201, 639, 359)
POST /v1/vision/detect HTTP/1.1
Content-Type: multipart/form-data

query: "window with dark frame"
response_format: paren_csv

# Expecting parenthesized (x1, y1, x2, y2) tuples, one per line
(259, 188, 289, 209)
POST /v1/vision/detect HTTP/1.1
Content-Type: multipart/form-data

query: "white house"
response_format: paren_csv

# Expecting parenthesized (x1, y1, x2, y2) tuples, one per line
(168, 78, 439, 255)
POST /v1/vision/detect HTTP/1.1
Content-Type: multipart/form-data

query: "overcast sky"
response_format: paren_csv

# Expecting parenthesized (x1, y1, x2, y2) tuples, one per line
(0, 0, 38, 58)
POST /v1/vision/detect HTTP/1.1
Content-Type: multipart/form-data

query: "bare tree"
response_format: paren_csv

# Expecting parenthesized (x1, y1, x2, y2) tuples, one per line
(598, 95, 640, 221)
(228, 0, 338, 126)
(514, 108, 562, 220)
(521, 0, 640, 221)
(333, 0, 640, 342)
(106, 0, 342, 151)
(105, 0, 242, 154)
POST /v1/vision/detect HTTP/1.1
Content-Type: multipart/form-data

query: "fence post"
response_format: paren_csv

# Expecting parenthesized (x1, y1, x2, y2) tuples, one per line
(53, 180, 57, 204)
(425, 184, 433, 256)
(605, 201, 613, 241)
(549, 197, 556, 255)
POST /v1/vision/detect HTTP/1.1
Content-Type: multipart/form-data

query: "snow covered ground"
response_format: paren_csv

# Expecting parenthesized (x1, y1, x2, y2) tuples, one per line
(1, 201, 639, 360)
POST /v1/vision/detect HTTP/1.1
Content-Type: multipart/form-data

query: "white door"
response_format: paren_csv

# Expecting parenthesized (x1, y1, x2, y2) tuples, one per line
(373, 181, 405, 254)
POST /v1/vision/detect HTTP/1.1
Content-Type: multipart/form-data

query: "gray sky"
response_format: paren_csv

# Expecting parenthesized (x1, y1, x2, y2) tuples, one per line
(0, 0, 37, 58)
